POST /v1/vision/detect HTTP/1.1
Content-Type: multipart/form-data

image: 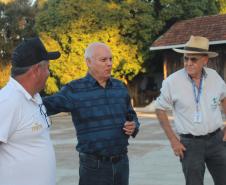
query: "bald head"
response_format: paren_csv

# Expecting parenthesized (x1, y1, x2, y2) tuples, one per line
(84, 42, 111, 60)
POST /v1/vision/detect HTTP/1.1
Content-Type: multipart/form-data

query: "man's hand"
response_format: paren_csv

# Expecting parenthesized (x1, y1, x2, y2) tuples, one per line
(171, 138, 186, 159)
(223, 127, 226, 141)
(123, 121, 136, 136)
(155, 109, 186, 158)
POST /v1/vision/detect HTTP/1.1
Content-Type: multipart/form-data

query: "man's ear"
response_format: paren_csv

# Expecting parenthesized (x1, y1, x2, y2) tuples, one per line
(29, 64, 39, 78)
(86, 58, 91, 67)
(203, 56, 209, 65)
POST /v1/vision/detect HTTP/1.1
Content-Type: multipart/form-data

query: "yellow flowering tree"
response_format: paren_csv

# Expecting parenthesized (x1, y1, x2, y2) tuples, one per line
(218, 0, 226, 13)
(0, 63, 10, 88)
(40, 26, 142, 94)
(36, 0, 147, 94)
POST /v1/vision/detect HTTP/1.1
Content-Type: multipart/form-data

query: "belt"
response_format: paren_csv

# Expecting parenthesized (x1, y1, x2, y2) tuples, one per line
(79, 152, 127, 163)
(180, 128, 221, 139)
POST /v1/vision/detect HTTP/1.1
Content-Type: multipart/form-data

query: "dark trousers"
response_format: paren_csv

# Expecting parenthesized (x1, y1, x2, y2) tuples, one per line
(79, 153, 129, 185)
(180, 130, 226, 185)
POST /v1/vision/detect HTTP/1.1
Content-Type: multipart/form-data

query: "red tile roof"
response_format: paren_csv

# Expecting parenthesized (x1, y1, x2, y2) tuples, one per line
(151, 14, 226, 50)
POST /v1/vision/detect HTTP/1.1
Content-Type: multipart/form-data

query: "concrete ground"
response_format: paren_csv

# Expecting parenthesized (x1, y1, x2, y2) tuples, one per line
(50, 113, 214, 185)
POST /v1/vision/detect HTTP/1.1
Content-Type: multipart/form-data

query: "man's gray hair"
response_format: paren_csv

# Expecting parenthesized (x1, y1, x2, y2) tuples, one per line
(11, 60, 48, 77)
(84, 42, 110, 60)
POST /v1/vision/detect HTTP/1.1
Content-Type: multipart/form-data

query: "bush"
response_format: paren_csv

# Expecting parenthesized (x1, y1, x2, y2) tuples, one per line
(0, 63, 10, 89)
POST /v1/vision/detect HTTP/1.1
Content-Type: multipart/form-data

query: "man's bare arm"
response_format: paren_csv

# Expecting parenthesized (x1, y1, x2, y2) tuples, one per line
(221, 98, 226, 141)
(155, 109, 186, 158)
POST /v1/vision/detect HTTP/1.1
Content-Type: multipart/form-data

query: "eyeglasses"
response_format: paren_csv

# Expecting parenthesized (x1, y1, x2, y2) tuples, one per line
(39, 104, 51, 128)
(183, 56, 204, 63)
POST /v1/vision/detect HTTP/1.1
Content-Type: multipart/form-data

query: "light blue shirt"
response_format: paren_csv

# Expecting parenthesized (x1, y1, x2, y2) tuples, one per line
(155, 67, 226, 135)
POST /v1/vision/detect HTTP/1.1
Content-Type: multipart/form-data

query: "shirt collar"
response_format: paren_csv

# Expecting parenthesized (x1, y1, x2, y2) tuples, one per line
(9, 77, 42, 104)
(85, 73, 113, 87)
(202, 67, 208, 78)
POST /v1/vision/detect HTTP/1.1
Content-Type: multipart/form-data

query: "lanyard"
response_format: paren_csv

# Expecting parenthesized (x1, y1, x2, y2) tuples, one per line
(191, 75, 203, 112)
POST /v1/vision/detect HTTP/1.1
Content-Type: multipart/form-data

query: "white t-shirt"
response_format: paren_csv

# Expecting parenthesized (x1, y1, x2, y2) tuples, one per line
(0, 77, 56, 185)
(155, 67, 226, 135)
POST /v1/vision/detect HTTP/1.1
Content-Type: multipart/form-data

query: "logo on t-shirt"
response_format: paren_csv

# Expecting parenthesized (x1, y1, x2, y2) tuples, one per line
(211, 97, 219, 110)
(32, 123, 43, 132)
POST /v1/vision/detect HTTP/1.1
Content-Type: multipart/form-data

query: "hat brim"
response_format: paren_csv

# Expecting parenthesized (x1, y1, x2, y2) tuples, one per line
(46, 51, 61, 60)
(173, 48, 218, 58)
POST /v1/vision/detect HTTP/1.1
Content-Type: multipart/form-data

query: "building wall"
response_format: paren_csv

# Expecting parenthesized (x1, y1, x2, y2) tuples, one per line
(163, 51, 183, 78)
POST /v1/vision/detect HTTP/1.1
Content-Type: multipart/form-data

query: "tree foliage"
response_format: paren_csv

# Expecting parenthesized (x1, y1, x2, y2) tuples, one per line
(36, 0, 151, 93)
(217, 0, 226, 13)
(0, 63, 10, 87)
(148, 0, 218, 40)
(143, 0, 218, 71)
(0, 0, 37, 65)
(0, 0, 220, 91)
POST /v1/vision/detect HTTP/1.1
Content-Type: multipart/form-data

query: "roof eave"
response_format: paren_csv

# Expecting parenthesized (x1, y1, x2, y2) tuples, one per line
(150, 40, 226, 51)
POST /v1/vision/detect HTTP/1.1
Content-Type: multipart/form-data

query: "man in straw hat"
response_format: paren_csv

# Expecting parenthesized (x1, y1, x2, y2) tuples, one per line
(155, 35, 226, 185)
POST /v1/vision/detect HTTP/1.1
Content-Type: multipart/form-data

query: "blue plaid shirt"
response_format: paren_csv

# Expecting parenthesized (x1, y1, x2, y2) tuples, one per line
(43, 73, 140, 156)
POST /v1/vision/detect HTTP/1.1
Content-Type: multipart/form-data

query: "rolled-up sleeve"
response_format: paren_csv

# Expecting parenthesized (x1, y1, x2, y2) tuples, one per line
(219, 76, 226, 101)
(43, 85, 75, 116)
(155, 79, 173, 111)
(0, 98, 19, 143)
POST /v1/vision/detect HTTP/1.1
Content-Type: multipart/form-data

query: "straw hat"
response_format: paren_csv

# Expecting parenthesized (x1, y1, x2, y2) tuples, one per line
(173, 36, 218, 58)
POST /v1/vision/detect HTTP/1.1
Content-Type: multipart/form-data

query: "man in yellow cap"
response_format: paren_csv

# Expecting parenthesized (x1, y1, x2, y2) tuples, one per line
(155, 35, 226, 185)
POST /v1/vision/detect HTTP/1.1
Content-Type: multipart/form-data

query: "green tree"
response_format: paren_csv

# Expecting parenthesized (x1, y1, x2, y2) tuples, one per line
(0, 0, 37, 65)
(151, 0, 218, 37)
(0, 0, 38, 88)
(0, 0, 219, 90)
(35, 0, 219, 94)
(110, 0, 162, 62)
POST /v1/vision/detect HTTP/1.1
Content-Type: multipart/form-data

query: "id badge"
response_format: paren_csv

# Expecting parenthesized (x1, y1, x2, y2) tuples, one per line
(193, 112, 202, 123)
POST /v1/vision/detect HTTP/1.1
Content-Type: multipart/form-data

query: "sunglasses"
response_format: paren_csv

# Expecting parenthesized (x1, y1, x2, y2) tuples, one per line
(183, 56, 204, 63)
(39, 104, 51, 128)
